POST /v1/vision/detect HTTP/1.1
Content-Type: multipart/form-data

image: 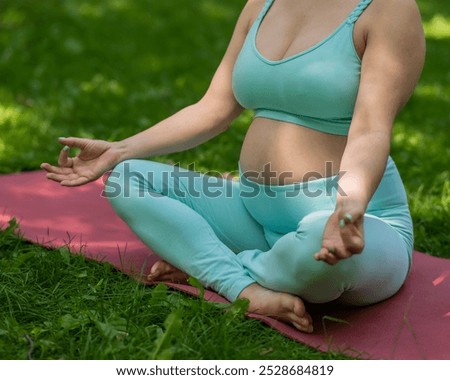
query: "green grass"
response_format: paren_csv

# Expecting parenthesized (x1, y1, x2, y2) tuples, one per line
(0, 219, 348, 360)
(0, 0, 449, 359)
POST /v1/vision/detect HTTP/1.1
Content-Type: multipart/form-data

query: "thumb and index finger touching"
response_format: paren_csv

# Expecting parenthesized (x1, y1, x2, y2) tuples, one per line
(57, 137, 91, 167)
(334, 209, 365, 256)
(40, 136, 86, 170)
(315, 209, 365, 264)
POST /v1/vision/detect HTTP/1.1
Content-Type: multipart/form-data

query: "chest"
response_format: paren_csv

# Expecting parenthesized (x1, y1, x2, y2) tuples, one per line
(254, 0, 367, 61)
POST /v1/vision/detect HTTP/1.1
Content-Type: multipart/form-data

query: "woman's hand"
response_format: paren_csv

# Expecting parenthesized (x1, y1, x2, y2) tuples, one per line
(40, 137, 122, 186)
(314, 200, 366, 265)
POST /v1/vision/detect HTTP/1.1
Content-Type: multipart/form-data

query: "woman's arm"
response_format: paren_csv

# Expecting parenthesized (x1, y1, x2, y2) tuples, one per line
(316, 0, 425, 264)
(337, 0, 425, 210)
(42, 1, 264, 186)
(112, 2, 263, 161)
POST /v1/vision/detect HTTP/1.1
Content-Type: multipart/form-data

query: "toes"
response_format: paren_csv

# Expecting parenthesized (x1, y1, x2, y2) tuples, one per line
(291, 301, 314, 333)
(292, 318, 314, 333)
(238, 285, 315, 333)
(296, 314, 314, 333)
(147, 260, 188, 283)
(149, 260, 172, 276)
(147, 261, 164, 280)
(147, 271, 160, 281)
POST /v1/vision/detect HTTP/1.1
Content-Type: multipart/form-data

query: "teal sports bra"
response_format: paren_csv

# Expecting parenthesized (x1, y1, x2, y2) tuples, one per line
(232, 0, 373, 136)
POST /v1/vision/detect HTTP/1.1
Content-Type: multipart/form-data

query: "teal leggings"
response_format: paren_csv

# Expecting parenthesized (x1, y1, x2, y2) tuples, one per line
(105, 157, 413, 305)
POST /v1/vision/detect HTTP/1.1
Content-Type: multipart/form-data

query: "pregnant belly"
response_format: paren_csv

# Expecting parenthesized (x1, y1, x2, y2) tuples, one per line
(239, 117, 348, 185)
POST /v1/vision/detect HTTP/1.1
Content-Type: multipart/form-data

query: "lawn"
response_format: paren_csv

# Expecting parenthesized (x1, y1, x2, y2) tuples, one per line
(0, 0, 448, 359)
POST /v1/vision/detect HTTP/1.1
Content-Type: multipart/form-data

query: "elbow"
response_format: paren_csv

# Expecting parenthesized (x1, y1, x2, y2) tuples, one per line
(216, 108, 242, 132)
(195, 97, 243, 133)
(350, 108, 395, 139)
(213, 112, 234, 133)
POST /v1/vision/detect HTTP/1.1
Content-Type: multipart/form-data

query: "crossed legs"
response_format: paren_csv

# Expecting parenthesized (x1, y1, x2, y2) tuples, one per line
(105, 159, 410, 332)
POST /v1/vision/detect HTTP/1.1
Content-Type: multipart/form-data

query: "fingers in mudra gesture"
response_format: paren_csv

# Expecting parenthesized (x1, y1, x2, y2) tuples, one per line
(314, 207, 365, 265)
(40, 137, 120, 187)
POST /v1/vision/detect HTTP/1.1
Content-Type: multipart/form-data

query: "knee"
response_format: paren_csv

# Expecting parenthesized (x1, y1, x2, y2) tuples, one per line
(104, 159, 147, 214)
(274, 211, 335, 278)
(295, 210, 333, 242)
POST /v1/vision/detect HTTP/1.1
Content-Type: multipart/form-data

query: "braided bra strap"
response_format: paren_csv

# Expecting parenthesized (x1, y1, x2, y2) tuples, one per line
(347, 0, 373, 24)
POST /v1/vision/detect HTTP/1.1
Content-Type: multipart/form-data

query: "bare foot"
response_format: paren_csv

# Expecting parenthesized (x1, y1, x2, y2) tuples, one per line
(147, 260, 189, 284)
(239, 283, 313, 333)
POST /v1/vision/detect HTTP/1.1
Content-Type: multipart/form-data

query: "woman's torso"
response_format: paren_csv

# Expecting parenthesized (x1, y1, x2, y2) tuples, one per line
(235, 0, 370, 184)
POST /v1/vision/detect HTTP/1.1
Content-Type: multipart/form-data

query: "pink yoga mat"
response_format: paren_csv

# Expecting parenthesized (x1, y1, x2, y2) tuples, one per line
(1, 171, 449, 359)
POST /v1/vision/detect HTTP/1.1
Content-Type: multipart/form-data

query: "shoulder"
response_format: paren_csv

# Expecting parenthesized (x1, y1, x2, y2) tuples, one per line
(361, 0, 424, 55)
(245, 0, 267, 11)
(365, 0, 423, 29)
(372, 0, 421, 13)
(239, 0, 267, 31)
(358, 0, 425, 105)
